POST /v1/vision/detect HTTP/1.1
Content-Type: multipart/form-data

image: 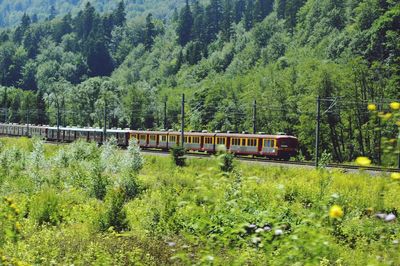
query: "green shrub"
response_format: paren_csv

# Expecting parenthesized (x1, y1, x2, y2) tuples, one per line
(90, 161, 110, 201)
(219, 152, 235, 172)
(170, 146, 186, 167)
(29, 188, 62, 225)
(101, 187, 128, 232)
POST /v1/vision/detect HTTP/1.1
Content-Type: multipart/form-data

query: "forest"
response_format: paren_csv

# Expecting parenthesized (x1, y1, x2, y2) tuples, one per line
(0, 0, 399, 164)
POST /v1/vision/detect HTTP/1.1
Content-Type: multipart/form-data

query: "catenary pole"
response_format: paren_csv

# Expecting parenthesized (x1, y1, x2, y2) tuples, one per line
(253, 100, 257, 134)
(164, 96, 167, 129)
(57, 102, 60, 142)
(315, 96, 321, 169)
(103, 99, 107, 143)
(181, 94, 185, 147)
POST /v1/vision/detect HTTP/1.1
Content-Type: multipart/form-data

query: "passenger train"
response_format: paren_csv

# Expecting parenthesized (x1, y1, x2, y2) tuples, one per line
(0, 123, 299, 160)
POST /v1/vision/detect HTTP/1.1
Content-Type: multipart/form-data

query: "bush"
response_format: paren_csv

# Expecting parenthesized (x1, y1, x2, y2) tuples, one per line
(219, 152, 235, 172)
(170, 146, 186, 167)
(122, 138, 144, 174)
(101, 187, 128, 232)
(30, 188, 62, 225)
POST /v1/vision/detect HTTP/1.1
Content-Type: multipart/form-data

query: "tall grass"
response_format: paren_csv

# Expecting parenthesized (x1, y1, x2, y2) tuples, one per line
(0, 137, 398, 265)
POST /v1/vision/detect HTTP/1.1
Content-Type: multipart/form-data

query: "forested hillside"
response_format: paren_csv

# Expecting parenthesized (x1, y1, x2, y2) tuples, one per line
(0, 0, 399, 163)
(0, 0, 186, 28)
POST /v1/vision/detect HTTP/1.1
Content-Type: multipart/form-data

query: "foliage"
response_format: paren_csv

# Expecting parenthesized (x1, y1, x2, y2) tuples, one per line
(218, 152, 235, 172)
(170, 145, 186, 167)
(0, 138, 399, 264)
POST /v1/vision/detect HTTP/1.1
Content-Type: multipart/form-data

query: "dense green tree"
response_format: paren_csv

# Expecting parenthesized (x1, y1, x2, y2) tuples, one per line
(86, 37, 114, 77)
(13, 13, 31, 44)
(244, 0, 254, 30)
(205, 0, 223, 42)
(144, 13, 156, 51)
(221, 0, 234, 41)
(176, 0, 193, 46)
(53, 14, 73, 43)
(113, 1, 127, 27)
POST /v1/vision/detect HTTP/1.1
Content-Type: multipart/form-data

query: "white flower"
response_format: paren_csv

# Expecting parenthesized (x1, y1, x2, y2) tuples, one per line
(375, 213, 386, 219)
(385, 213, 396, 222)
(167, 242, 176, 247)
(255, 228, 264, 233)
(274, 229, 283, 236)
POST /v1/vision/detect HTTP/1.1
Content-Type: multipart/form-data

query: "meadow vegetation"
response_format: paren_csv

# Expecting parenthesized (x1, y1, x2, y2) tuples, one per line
(0, 137, 399, 265)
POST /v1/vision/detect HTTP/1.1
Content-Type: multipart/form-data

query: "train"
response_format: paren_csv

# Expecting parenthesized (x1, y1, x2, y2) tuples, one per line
(0, 123, 299, 160)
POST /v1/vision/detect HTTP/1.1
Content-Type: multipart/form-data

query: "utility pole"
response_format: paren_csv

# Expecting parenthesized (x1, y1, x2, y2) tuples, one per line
(57, 102, 60, 142)
(315, 96, 321, 169)
(253, 100, 257, 134)
(103, 99, 107, 143)
(26, 109, 30, 137)
(164, 96, 168, 129)
(181, 93, 185, 147)
(4, 87, 7, 123)
(377, 101, 382, 165)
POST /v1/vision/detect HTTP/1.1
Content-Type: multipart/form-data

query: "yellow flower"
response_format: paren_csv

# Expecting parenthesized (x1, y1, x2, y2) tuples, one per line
(355, 156, 371, 167)
(390, 102, 400, 110)
(382, 113, 392, 121)
(396, 121, 400, 127)
(15, 222, 21, 231)
(367, 104, 377, 111)
(329, 205, 344, 218)
(391, 173, 400, 181)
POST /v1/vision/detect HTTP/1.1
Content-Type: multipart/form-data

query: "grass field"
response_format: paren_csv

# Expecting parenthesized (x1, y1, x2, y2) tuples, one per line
(0, 137, 399, 265)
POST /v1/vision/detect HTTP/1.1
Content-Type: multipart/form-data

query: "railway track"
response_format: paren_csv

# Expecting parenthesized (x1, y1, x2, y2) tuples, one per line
(140, 149, 400, 173)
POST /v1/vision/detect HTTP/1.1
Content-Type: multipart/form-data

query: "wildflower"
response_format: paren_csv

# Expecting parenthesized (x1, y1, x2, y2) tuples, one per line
(274, 229, 283, 236)
(390, 102, 400, 110)
(355, 156, 371, 167)
(396, 121, 400, 127)
(252, 237, 262, 244)
(255, 228, 264, 233)
(367, 104, 377, 111)
(263, 225, 271, 231)
(385, 213, 396, 222)
(329, 205, 343, 219)
(167, 242, 176, 247)
(382, 113, 392, 121)
(375, 213, 386, 219)
(15, 222, 21, 231)
(391, 172, 400, 181)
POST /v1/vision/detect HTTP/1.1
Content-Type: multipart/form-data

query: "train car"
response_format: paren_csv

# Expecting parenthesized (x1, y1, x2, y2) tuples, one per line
(214, 132, 298, 160)
(29, 125, 47, 139)
(107, 128, 130, 146)
(182, 131, 216, 152)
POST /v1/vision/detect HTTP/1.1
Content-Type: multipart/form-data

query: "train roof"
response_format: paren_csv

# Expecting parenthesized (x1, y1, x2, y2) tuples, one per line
(215, 133, 298, 139)
(47, 126, 129, 133)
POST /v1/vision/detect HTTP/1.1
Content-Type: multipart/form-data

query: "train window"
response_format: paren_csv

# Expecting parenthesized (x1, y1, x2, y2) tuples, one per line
(140, 135, 146, 141)
(264, 139, 275, 147)
(205, 137, 213, 144)
(192, 137, 200, 143)
(247, 139, 257, 146)
(150, 135, 157, 141)
(169, 135, 176, 143)
(160, 135, 167, 142)
(217, 138, 226, 145)
(232, 138, 240, 146)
